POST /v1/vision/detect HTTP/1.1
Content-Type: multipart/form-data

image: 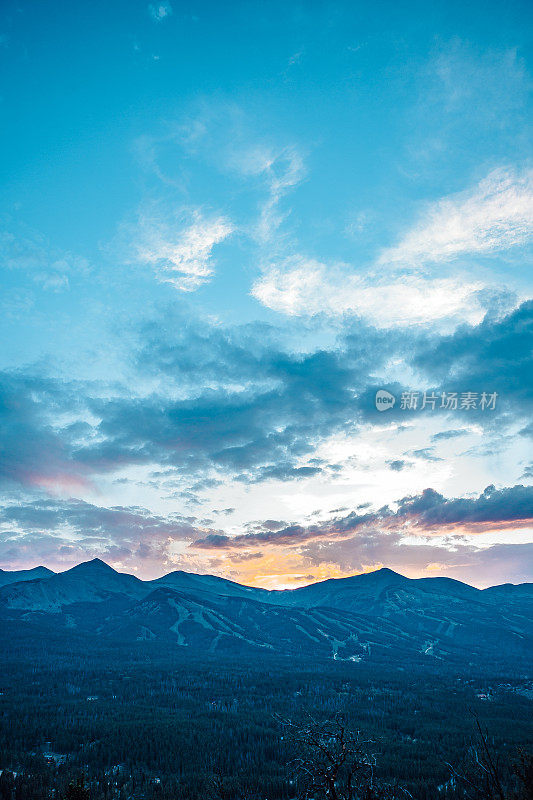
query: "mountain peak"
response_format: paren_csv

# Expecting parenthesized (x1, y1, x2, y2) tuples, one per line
(344, 567, 406, 583)
(71, 558, 117, 573)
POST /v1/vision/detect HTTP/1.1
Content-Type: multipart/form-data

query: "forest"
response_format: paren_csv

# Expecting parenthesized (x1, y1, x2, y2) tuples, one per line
(0, 621, 531, 800)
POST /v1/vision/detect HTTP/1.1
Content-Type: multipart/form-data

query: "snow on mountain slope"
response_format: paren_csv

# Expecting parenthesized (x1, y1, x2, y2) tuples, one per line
(0, 561, 531, 666)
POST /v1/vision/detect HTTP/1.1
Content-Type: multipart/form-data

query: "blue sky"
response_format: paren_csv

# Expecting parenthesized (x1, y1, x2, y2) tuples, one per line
(0, 0, 532, 587)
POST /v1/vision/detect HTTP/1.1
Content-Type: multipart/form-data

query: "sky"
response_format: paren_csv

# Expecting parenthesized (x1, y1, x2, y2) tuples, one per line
(0, 0, 532, 589)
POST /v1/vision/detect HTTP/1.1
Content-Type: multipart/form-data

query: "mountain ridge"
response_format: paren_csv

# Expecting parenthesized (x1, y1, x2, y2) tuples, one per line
(0, 565, 55, 588)
(0, 559, 531, 667)
(3, 557, 530, 592)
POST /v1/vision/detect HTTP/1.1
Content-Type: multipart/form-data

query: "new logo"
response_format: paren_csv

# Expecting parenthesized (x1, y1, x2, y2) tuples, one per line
(375, 389, 396, 411)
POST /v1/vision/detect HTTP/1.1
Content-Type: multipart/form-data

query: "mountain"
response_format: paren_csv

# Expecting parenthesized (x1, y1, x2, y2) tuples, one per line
(0, 565, 55, 588)
(0, 558, 146, 612)
(268, 567, 412, 611)
(481, 582, 533, 600)
(152, 569, 268, 601)
(0, 562, 531, 667)
(99, 587, 439, 660)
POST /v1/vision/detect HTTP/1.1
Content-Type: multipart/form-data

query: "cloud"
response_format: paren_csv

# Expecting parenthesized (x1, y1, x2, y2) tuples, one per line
(0, 312, 368, 493)
(251, 257, 488, 326)
(414, 299, 533, 415)
(148, 2, 172, 22)
(250, 165, 531, 328)
(1, 299, 530, 497)
(133, 205, 233, 291)
(0, 497, 211, 573)
(388, 460, 407, 471)
(0, 220, 89, 290)
(83, 341, 360, 482)
(194, 483, 533, 551)
(249, 146, 305, 244)
(380, 167, 533, 267)
(0, 372, 93, 493)
(301, 536, 533, 589)
(396, 484, 533, 528)
(430, 429, 468, 442)
(2, 487, 531, 586)
(430, 43, 530, 123)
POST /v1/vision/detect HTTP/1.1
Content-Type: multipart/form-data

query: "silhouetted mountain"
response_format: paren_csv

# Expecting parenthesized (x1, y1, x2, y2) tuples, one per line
(153, 569, 267, 600)
(0, 561, 531, 667)
(0, 558, 145, 612)
(0, 565, 55, 588)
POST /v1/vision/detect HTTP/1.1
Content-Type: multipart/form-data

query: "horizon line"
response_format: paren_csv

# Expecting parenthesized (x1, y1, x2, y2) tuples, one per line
(1, 558, 531, 591)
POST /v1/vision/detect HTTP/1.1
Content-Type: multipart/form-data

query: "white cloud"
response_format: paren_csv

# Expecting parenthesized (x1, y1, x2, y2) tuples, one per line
(131, 106, 306, 249)
(135, 206, 233, 291)
(226, 144, 305, 243)
(259, 148, 305, 242)
(252, 166, 531, 326)
(252, 258, 488, 327)
(380, 167, 533, 267)
(148, 2, 172, 21)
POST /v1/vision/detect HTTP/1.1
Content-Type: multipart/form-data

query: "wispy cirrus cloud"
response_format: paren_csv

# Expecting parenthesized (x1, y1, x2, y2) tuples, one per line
(132, 204, 233, 291)
(172, 104, 306, 244)
(380, 167, 533, 267)
(238, 145, 305, 244)
(252, 167, 531, 325)
(0, 220, 89, 292)
(430, 43, 530, 123)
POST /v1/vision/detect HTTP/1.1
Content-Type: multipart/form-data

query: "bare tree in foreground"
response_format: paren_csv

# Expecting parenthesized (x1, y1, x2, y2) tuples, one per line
(278, 713, 412, 800)
(445, 715, 533, 800)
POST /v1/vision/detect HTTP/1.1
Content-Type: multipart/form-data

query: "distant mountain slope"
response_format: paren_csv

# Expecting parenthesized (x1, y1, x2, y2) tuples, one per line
(0, 561, 531, 667)
(0, 558, 146, 612)
(482, 582, 533, 599)
(268, 567, 413, 611)
(0, 565, 55, 588)
(153, 569, 269, 601)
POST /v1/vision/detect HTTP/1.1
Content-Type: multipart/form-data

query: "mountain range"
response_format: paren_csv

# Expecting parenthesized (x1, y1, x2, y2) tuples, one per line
(1, 559, 532, 667)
